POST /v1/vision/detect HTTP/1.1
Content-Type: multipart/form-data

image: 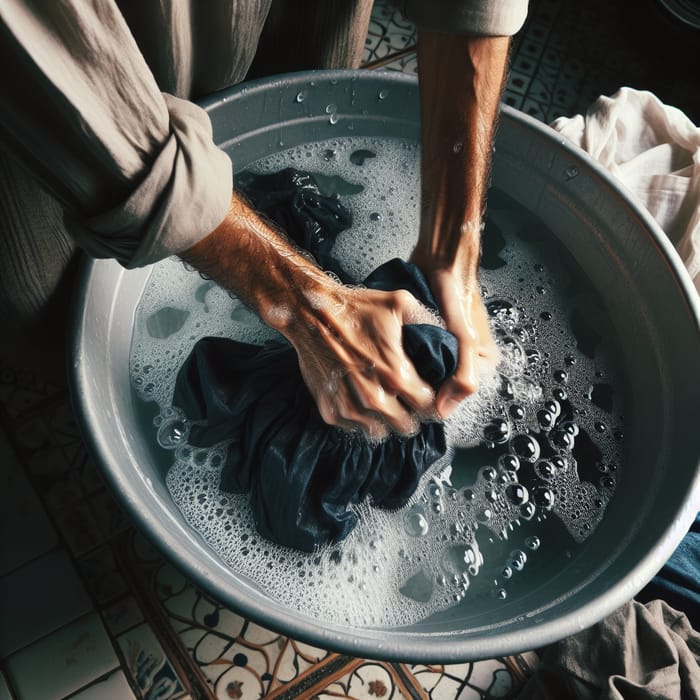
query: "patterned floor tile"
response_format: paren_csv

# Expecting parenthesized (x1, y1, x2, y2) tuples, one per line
(78, 545, 130, 605)
(0, 550, 93, 658)
(117, 623, 184, 700)
(0, 428, 58, 576)
(363, 0, 416, 69)
(316, 661, 403, 699)
(410, 660, 513, 700)
(0, 362, 64, 421)
(5, 613, 118, 700)
(67, 670, 137, 700)
(102, 596, 145, 637)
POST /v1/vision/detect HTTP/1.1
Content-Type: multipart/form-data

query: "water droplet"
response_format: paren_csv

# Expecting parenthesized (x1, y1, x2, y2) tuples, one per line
(481, 466, 498, 482)
(295, 91, 306, 103)
(463, 488, 477, 504)
(600, 475, 616, 490)
(477, 507, 492, 523)
(378, 89, 389, 100)
(486, 298, 519, 325)
(554, 369, 568, 383)
(499, 376, 515, 400)
(520, 502, 536, 519)
(404, 508, 430, 536)
(499, 454, 520, 472)
(535, 460, 555, 480)
(552, 387, 568, 401)
(505, 483, 529, 506)
(483, 418, 510, 444)
(369, 211, 381, 222)
(525, 536, 541, 551)
(157, 418, 188, 449)
(511, 434, 541, 462)
(533, 486, 555, 509)
(509, 404, 525, 420)
(329, 113, 339, 125)
(510, 549, 527, 571)
(501, 566, 513, 579)
(544, 400, 561, 417)
(495, 588, 508, 600)
(537, 409, 555, 430)
(551, 428, 574, 450)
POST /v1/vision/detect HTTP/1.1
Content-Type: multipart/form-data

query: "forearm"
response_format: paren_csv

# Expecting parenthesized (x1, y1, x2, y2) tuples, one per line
(181, 190, 340, 334)
(413, 31, 511, 279)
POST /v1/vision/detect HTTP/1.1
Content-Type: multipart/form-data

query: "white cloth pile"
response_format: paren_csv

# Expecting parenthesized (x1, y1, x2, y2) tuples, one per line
(550, 87, 700, 292)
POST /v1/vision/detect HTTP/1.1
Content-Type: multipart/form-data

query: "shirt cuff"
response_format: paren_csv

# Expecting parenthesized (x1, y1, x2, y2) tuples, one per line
(400, 0, 529, 36)
(66, 94, 233, 268)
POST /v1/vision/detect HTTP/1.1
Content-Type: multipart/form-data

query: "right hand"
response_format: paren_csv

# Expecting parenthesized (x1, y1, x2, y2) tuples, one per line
(275, 283, 438, 441)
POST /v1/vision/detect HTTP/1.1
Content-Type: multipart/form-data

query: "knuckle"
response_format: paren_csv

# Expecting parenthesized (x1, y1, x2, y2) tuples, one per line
(317, 399, 341, 427)
(392, 288, 417, 310)
(452, 376, 478, 397)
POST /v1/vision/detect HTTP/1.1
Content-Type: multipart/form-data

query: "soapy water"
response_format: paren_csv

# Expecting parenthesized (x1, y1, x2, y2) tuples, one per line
(129, 136, 625, 627)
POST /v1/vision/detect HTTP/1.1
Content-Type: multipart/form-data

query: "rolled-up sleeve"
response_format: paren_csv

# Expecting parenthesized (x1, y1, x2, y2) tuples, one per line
(400, 0, 529, 36)
(0, 0, 233, 268)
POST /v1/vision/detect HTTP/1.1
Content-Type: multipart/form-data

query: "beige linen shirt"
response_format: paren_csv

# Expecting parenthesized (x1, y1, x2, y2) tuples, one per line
(0, 1, 527, 268)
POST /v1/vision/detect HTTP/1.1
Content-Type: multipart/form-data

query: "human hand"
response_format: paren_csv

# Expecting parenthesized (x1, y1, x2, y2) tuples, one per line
(411, 260, 499, 419)
(183, 192, 439, 440)
(277, 283, 438, 442)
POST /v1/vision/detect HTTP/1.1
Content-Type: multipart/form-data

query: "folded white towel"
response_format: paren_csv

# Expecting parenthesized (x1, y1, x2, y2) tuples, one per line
(550, 87, 700, 292)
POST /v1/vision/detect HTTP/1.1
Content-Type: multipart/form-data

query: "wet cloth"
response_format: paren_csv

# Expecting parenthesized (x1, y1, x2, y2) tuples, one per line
(173, 169, 457, 552)
(515, 600, 700, 699)
(551, 87, 700, 291)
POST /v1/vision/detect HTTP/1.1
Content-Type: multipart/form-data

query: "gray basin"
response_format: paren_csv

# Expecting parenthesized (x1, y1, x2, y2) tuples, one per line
(70, 70, 700, 663)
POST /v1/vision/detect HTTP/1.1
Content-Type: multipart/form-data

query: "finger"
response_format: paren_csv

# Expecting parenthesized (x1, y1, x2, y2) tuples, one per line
(316, 383, 390, 441)
(436, 340, 478, 419)
(349, 372, 420, 437)
(380, 355, 436, 417)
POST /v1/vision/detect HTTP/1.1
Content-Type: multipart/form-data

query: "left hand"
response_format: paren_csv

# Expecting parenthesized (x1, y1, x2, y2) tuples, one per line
(411, 258, 499, 419)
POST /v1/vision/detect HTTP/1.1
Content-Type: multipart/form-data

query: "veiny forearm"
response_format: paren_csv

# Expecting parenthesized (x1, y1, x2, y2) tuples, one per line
(180, 190, 436, 438)
(181, 191, 340, 333)
(414, 31, 511, 278)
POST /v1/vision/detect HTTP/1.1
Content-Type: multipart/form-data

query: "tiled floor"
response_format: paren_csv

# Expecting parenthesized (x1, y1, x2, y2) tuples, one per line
(1, 0, 697, 698)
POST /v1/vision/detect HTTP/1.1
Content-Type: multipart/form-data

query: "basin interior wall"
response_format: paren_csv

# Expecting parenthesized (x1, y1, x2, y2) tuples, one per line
(71, 71, 700, 662)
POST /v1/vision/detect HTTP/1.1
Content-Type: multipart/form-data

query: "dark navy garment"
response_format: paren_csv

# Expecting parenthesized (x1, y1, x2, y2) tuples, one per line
(637, 513, 700, 629)
(173, 168, 458, 551)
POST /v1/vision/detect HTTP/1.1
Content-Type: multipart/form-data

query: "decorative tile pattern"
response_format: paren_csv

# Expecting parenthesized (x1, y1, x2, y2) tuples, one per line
(363, 1, 416, 71)
(117, 623, 184, 700)
(411, 659, 515, 700)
